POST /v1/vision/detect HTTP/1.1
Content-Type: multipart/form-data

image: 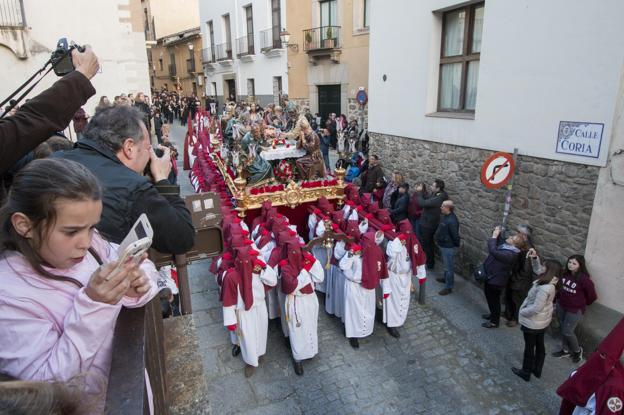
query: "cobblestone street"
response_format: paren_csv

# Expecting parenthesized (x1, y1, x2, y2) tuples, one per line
(168, 123, 571, 415)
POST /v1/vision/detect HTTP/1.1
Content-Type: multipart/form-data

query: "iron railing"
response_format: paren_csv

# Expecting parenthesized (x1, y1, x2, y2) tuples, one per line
(168, 63, 177, 77)
(202, 47, 215, 63)
(236, 34, 255, 57)
(216, 41, 233, 61)
(0, 0, 26, 28)
(186, 58, 196, 74)
(303, 26, 341, 52)
(260, 27, 282, 52)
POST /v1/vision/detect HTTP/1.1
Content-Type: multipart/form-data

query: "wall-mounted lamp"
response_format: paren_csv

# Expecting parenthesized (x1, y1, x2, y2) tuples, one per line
(280, 29, 299, 52)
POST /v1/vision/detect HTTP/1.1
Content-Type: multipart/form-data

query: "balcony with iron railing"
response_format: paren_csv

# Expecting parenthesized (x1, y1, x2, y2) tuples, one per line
(202, 47, 216, 64)
(236, 34, 255, 58)
(303, 26, 341, 52)
(186, 58, 196, 74)
(260, 27, 282, 52)
(0, 0, 26, 28)
(168, 63, 177, 77)
(216, 41, 233, 61)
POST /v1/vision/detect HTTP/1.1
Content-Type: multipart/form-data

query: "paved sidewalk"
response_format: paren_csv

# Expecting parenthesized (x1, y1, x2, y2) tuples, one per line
(168, 122, 575, 414)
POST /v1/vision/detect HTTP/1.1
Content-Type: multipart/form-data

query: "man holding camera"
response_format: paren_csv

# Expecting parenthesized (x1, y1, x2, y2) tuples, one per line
(56, 105, 195, 255)
(0, 46, 99, 175)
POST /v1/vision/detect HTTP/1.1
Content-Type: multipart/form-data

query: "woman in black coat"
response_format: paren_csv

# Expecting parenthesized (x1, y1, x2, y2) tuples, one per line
(389, 183, 410, 223)
(481, 226, 527, 328)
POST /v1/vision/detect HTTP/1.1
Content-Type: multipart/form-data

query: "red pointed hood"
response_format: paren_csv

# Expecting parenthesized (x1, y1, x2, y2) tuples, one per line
(398, 219, 426, 273)
(360, 231, 388, 290)
(234, 247, 254, 311)
(557, 317, 624, 410)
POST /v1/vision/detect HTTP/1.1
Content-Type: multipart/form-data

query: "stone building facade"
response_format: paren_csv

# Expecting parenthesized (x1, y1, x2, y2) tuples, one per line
(370, 133, 599, 277)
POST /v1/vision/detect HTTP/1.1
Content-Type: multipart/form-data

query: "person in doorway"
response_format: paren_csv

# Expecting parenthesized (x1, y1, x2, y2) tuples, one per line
(415, 179, 448, 269)
(511, 254, 562, 382)
(552, 254, 597, 363)
(434, 200, 460, 295)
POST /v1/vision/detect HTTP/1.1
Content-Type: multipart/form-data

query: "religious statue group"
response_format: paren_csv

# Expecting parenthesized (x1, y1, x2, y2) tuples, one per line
(211, 188, 427, 377)
(220, 102, 326, 185)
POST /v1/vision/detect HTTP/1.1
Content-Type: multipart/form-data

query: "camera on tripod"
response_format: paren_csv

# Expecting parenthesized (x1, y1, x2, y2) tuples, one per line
(50, 38, 85, 77)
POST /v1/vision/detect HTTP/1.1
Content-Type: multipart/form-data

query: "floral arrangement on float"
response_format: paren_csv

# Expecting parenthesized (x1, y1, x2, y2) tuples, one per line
(274, 159, 295, 183)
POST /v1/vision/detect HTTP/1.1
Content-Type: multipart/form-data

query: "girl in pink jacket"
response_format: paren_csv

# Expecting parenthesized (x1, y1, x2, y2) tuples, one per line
(0, 159, 159, 412)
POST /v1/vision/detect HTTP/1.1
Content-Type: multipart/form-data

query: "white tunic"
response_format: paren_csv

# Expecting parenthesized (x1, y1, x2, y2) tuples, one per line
(340, 254, 376, 339)
(222, 267, 277, 366)
(283, 262, 324, 361)
(384, 238, 425, 328)
(327, 240, 347, 319)
(311, 221, 329, 293)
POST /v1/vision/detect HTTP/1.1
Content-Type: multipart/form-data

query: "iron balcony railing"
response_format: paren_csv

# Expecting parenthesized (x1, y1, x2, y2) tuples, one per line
(186, 58, 196, 74)
(303, 26, 341, 52)
(202, 47, 215, 63)
(168, 63, 177, 77)
(236, 34, 255, 58)
(260, 27, 282, 52)
(216, 41, 233, 61)
(0, 0, 26, 28)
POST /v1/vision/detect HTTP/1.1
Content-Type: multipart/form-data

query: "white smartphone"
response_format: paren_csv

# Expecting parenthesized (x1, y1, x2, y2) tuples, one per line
(118, 214, 154, 256)
(115, 238, 152, 268)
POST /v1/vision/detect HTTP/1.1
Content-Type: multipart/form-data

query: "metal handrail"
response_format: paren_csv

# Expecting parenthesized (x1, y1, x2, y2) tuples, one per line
(202, 47, 215, 63)
(216, 41, 233, 61)
(303, 26, 341, 52)
(0, 0, 26, 28)
(260, 27, 282, 51)
(236, 34, 255, 57)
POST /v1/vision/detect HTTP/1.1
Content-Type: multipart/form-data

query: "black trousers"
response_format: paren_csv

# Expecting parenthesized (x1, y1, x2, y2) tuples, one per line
(504, 288, 528, 322)
(419, 225, 437, 268)
(521, 326, 546, 376)
(484, 282, 503, 325)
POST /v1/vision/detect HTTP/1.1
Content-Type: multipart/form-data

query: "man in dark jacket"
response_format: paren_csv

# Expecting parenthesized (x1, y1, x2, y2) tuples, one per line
(360, 155, 384, 194)
(0, 46, 99, 175)
(434, 200, 460, 295)
(416, 179, 448, 269)
(389, 183, 410, 223)
(56, 105, 194, 254)
(134, 92, 152, 131)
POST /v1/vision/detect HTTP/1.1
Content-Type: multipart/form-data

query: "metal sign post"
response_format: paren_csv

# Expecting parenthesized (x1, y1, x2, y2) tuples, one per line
(500, 148, 519, 235)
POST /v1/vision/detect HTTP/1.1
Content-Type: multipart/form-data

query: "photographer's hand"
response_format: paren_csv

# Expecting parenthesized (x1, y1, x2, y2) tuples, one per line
(72, 45, 100, 80)
(149, 145, 172, 182)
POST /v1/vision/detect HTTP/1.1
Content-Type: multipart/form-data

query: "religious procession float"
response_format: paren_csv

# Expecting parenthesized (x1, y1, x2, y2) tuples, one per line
(184, 106, 347, 224)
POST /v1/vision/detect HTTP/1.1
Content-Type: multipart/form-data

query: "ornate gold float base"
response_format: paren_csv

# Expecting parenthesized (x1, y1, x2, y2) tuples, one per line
(212, 152, 346, 217)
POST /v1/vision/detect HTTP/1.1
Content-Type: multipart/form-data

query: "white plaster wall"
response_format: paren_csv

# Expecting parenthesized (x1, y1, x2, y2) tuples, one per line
(199, 0, 288, 99)
(0, 0, 150, 127)
(368, 0, 624, 167)
(584, 65, 624, 313)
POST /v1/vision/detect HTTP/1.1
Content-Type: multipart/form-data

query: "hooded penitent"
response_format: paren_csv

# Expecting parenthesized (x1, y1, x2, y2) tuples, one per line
(398, 219, 426, 275)
(557, 317, 624, 415)
(360, 231, 389, 290)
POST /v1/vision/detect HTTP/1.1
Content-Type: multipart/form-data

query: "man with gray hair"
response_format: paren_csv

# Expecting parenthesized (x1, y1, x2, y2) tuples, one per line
(504, 223, 534, 327)
(56, 105, 194, 254)
(434, 200, 460, 295)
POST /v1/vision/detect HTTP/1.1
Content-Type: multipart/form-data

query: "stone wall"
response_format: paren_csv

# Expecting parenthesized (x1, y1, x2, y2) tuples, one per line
(370, 132, 600, 277)
(347, 98, 368, 127)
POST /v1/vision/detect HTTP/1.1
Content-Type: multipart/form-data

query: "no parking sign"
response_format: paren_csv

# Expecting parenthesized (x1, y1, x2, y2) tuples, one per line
(480, 152, 515, 189)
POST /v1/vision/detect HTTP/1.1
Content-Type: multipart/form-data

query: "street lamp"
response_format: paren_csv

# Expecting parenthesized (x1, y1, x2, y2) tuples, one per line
(188, 43, 194, 50)
(280, 28, 298, 52)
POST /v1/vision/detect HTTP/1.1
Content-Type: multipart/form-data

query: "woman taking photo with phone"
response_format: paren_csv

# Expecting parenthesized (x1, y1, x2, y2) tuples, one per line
(511, 251, 562, 381)
(0, 159, 159, 412)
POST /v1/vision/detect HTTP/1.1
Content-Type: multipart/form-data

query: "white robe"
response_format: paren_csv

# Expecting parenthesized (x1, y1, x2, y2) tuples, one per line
(326, 240, 347, 319)
(307, 213, 318, 241)
(384, 238, 425, 327)
(222, 267, 277, 366)
(340, 254, 376, 339)
(311, 221, 330, 293)
(283, 262, 325, 361)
